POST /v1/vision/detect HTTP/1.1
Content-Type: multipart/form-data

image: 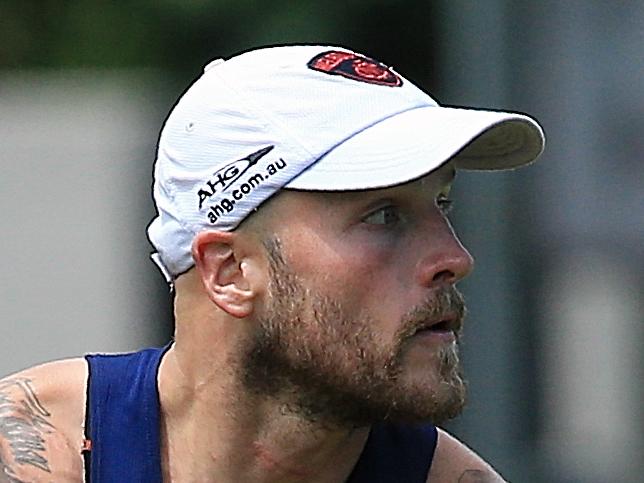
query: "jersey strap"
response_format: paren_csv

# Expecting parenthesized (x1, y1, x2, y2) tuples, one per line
(85, 345, 170, 482)
(347, 423, 438, 482)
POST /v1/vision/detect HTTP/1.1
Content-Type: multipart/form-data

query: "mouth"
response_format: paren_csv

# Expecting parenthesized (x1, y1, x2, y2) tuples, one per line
(413, 314, 460, 337)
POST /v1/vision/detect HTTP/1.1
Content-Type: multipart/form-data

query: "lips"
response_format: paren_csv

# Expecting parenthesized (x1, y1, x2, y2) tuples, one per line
(402, 286, 467, 341)
(414, 314, 460, 335)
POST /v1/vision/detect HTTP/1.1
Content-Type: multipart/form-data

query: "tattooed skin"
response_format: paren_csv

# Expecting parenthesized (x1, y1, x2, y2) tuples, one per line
(0, 378, 54, 481)
(0, 455, 27, 483)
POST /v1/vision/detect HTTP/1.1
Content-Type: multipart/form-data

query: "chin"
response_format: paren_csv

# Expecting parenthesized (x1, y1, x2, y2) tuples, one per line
(387, 346, 467, 424)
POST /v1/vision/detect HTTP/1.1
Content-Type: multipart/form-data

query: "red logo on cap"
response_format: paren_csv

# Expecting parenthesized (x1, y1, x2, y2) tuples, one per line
(307, 50, 403, 87)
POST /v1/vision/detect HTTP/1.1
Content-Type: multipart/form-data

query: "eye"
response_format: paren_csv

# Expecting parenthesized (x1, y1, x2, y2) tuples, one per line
(363, 205, 401, 225)
(436, 194, 453, 215)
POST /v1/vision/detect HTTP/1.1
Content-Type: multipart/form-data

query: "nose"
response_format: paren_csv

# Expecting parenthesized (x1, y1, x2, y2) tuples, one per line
(415, 220, 474, 288)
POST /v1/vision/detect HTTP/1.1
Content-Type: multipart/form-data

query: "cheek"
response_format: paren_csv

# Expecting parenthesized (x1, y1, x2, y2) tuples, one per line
(280, 226, 419, 328)
(309, 237, 416, 334)
(297, 234, 398, 292)
(338, 232, 415, 289)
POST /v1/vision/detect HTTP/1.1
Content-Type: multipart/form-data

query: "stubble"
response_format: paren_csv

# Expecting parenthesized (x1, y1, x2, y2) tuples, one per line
(241, 238, 467, 429)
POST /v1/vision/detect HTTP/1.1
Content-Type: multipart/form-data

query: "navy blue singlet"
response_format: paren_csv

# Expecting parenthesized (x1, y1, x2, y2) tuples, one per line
(85, 346, 438, 482)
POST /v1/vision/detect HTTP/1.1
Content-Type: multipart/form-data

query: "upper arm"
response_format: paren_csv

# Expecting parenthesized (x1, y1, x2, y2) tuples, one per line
(427, 428, 506, 483)
(0, 358, 88, 482)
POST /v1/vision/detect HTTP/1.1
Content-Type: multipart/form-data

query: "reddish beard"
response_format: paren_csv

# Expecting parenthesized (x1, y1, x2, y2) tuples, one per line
(241, 239, 467, 428)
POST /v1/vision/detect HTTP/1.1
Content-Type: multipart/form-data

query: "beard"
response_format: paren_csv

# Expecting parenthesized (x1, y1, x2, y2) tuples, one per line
(241, 239, 467, 429)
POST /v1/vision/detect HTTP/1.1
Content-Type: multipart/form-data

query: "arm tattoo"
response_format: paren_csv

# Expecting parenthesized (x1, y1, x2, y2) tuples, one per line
(0, 378, 55, 480)
(458, 469, 500, 482)
(0, 455, 27, 483)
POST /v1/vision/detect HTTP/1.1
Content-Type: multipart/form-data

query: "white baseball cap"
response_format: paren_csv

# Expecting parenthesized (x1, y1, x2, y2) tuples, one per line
(148, 45, 545, 282)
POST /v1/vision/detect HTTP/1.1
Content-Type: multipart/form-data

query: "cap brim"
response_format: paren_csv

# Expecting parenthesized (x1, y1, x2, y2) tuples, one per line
(285, 105, 545, 191)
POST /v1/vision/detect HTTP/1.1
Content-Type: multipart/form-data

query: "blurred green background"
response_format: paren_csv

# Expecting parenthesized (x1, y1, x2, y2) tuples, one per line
(1, 1, 438, 81)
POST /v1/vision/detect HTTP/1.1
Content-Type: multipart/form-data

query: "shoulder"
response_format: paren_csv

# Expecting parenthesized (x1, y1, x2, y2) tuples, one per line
(0, 358, 88, 482)
(427, 427, 506, 483)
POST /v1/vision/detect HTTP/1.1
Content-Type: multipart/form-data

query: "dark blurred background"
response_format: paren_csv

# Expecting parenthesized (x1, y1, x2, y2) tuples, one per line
(1, 2, 643, 482)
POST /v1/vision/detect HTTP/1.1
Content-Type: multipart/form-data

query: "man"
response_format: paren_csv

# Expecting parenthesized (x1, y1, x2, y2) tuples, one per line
(0, 45, 544, 482)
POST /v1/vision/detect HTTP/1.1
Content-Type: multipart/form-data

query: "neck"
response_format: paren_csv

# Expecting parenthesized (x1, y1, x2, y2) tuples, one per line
(157, 337, 370, 483)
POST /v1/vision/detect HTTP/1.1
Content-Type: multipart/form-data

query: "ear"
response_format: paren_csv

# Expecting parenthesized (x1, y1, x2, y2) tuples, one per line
(191, 230, 256, 318)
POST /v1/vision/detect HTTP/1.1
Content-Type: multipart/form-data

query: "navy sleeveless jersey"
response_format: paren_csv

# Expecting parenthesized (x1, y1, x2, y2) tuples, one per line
(85, 346, 438, 482)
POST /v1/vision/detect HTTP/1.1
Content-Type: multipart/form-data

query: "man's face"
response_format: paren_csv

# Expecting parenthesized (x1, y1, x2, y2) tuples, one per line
(242, 163, 474, 428)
